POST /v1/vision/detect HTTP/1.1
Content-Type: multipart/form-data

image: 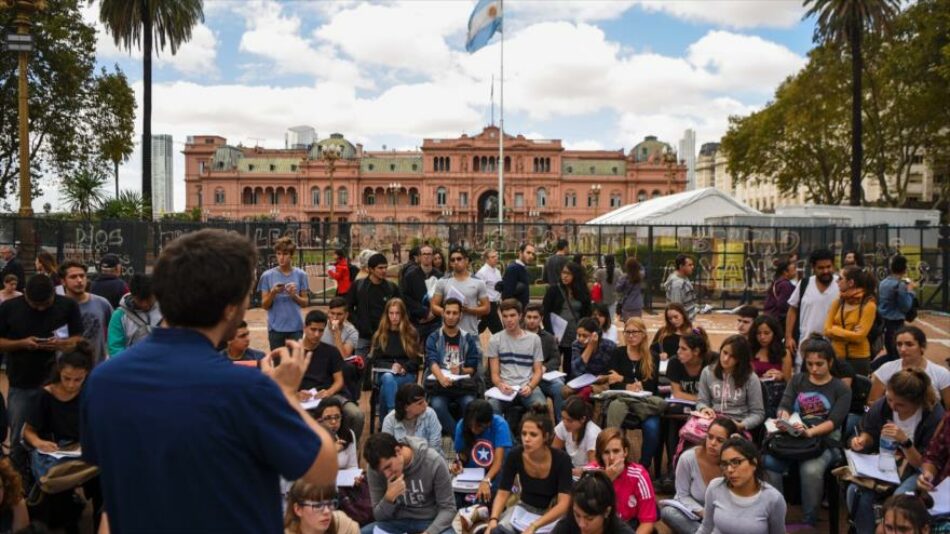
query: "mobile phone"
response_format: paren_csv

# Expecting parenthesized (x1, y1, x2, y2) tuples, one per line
(275, 283, 285, 290)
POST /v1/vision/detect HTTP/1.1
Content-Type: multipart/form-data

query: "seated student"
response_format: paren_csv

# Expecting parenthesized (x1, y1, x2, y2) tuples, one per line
(525, 303, 565, 422)
(870, 326, 950, 410)
(696, 335, 765, 432)
(848, 369, 945, 534)
(382, 383, 443, 452)
(0, 458, 29, 532)
(591, 304, 618, 344)
(551, 470, 637, 534)
(762, 335, 852, 528)
(553, 397, 603, 477)
(698, 437, 786, 534)
(370, 298, 423, 419)
(426, 298, 482, 435)
(298, 310, 365, 441)
(749, 315, 793, 382)
(604, 317, 661, 470)
(561, 318, 615, 400)
(313, 397, 358, 469)
(877, 494, 932, 534)
(486, 299, 546, 415)
(451, 400, 513, 506)
(322, 297, 363, 402)
(735, 305, 759, 337)
(362, 433, 456, 534)
(917, 411, 950, 497)
(284, 480, 360, 534)
(650, 303, 704, 362)
(586, 428, 656, 532)
(221, 321, 266, 362)
(487, 406, 573, 534)
(660, 417, 738, 534)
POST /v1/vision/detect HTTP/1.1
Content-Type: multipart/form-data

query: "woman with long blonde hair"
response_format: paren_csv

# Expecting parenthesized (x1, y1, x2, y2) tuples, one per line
(283, 480, 358, 534)
(370, 298, 422, 419)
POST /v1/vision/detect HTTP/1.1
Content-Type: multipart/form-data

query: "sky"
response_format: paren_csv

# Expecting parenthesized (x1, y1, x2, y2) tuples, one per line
(40, 0, 819, 212)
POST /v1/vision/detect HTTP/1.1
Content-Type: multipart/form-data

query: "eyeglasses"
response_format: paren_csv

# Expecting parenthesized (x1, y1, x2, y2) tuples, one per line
(298, 498, 339, 512)
(718, 458, 748, 471)
(421, 252, 432, 256)
(623, 330, 645, 336)
(319, 415, 342, 422)
(450, 257, 465, 263)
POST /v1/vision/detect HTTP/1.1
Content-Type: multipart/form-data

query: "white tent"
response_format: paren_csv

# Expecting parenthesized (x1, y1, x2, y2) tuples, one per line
(586, 187, 760, 225)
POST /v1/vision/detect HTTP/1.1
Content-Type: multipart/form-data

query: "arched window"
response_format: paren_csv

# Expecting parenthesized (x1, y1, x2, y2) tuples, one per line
(324, 187, 333, 206)
(338, 187, 348, 206)
(473, 156, 480, 172)
(214, 188, 225, 205)
(610, 192, 622, 208)
(409, 188, 420, 206)
(288, 187, 297, 205)
(311, 187, 320, 206)
(651, 190, 661, 199)
(564, 191, 576, 207)
(266, 187, 276, 205)
(481, 156, 488, 172)
(436, 187, 447, 206)
(637, 190, 647, 202)
(536, 187, 547, 207)
(587, 192, 597, 207)
(444, 157, 450, 172)
(242, 187, 253, 205)
(544, 158, 551, 172)
(533, 158, 539, 173)
(364, 187, 376, 205)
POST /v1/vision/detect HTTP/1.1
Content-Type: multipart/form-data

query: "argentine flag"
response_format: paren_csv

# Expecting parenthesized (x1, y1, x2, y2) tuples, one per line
(466, 0, 503, 53)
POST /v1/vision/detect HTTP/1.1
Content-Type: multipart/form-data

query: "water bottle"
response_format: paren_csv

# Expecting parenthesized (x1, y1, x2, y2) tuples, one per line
(879, 435, 898, 471)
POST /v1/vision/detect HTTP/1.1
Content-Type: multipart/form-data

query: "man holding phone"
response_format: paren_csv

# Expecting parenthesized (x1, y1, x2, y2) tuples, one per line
(0, 274, 83, 467)
(259, 237, 310, 350)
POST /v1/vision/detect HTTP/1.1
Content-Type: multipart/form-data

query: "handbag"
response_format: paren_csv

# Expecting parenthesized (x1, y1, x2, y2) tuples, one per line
(764, 433, 826, 461)
(591, 283, 603, 303)
(678, 413, 712, 445)
(338, 481, 373, 525)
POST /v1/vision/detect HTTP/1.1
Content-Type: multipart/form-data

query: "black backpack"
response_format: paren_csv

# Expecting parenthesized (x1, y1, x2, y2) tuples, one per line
(347, 259, 358, 283)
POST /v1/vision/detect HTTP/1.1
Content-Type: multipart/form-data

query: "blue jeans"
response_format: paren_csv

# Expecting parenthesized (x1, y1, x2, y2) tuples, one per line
(9, 387, 43, 463)
(378, 372, 417, 419)
(267, 330, 302, 351)
(430, 393, 475, 436)
(30, 448, 66, 481)
(539, 378, 565, 422)
(361, 519, 454, 534)
(764, 448, 835, 525)
(847, 473, 919, 533)
(660, 504, 702, 534)
(488, 387, 547, 415)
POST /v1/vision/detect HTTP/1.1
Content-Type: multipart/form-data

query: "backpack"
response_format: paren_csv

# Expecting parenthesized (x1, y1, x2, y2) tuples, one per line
(839, 297, 883, 356)
(792, 276, 809, 342)
(348, 259, 358, 283)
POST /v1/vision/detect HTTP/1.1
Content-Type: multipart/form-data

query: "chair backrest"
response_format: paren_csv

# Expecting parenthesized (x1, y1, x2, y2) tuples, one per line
(850, 375, 872, 414)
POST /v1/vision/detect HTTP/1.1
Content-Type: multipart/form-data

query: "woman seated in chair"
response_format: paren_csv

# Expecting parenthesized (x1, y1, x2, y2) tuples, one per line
(848, 368, 945, 533)
(381, 383, 442, 451)
(486, 406, 573, 534)
(551, 470, 636, 534)
(762, 335, 851, 529)
(284, 479, 359, 534)
(451, 400, 512, 508)
(0, 458, 29, 532)
(696, 335, 765, 432)
(370, 298, 422, 419)
(561, 318, 614, 401)
(314, 397, 358, 469)
(585, 428, 656, 532)
(553, 397, 602, 477)
(869, 326, 950, 410)
(590, 304, 618, 345)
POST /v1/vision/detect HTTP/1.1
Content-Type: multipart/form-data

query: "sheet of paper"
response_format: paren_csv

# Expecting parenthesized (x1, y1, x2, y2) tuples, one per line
(452, 479, 480, 493)
(929, 477, 950, 515)
(845, 450, 901, 484)
(659, 359, 669, 375)
(596, 389, 651, 399)
(40, 449, 82, 460)
(511, 505, 558, 534)
(764, 412, 803, 434)
(425, 277, 438, 299)
(301, 398, 321, 410)
(336, 468, 363, 488)
(456, 467, 486, 482)
(566, 373, 598, 390)
(373, 525, 407, 534)
(658, 499, 700, 521)
(542, 371, 567, 382)
(447, 285, 468, 306)
(485, 387, 518, 402)
(549, 313, 568, 342)
(426, 372, 469, 382)
(667, 396, 697, 406)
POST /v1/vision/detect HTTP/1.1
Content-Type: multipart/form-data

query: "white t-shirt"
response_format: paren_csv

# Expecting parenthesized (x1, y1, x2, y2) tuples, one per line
(787, 274, 840, 365)
(873, 359, 950, 397)
(893, 408, 923, 446)
(475, 264, 503, 303)
(603, 324, 619, 345)
(554, 420, 602, 468)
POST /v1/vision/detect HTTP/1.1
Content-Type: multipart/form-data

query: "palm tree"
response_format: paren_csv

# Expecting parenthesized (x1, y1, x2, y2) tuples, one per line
(96, 0, 204, 218)
(63, 170, 108, 220)
(99, 190, 146, 219)
(803, 0, 902, 206)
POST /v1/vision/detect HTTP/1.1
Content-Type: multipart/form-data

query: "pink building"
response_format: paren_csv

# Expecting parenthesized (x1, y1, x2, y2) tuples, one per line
(184, 126, 686, 224)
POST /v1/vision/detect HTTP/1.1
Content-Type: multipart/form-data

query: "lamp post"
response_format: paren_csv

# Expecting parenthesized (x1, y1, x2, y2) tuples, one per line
(590, 183, 602, 217)
(388, 181, 402, 242)
(321, 144, 341, 240)
(662, 147, 678, 194)
(2, 0, 45, 216)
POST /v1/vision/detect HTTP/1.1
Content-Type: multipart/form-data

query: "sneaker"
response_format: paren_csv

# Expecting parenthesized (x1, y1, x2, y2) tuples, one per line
(459, 504, 489, 532)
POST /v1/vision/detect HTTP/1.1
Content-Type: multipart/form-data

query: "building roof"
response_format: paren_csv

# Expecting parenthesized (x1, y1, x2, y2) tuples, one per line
(310, 133, 358, 160)
(587, 187, 760, 225)
(631, 135, 673, 163)
(360, 156, 424, 174)
(562, 159, 626, 176)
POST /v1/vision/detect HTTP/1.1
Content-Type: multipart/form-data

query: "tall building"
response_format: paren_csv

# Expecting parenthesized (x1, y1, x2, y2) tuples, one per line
(183, 127, 688, 224)
(678, 129, 697, 190)
(286, 126, 316, 150)
(151, 134, 174, 219)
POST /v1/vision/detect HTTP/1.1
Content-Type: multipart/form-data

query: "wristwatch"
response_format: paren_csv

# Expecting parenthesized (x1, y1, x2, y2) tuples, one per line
(900, 438, 913, 449)
(481, 478, 491, 485)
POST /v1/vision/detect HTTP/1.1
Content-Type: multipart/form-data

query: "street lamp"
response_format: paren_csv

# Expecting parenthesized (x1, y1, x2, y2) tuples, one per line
(321, 144, 342, 239)
(591, 183, 602, 217)
(388, 182, 402, 242)
(662, 146, 678, 194)
(2, 0, 46, 216)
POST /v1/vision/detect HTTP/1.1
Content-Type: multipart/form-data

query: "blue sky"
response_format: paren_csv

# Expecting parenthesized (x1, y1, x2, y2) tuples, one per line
(40, 0, 819, 212)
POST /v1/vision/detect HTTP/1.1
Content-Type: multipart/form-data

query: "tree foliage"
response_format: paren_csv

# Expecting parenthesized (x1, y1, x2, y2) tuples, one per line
(0, 0, 135, 205)
(91, 67, 137, 197)
(62, 167, 108, 219)
(98, 189, 145, 219)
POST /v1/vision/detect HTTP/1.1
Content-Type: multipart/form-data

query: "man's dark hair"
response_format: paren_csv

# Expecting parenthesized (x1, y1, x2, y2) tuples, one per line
(890, 255, 908, 275)
(736, 305, 759, 320)
(328, 296, 348, 310)
(25, 275, 54, 303)
(152, 229, 257, 328)
(363, 432, 400, 470)
(525, 303, 543, 315)
(518, 242, 533, 253)
(334, 248, 346, 259)
(773, 260, 791, 279)
(498, 298, 523, 315)
(674, 254, 692, 270)
(367, 253, 388, 269)
(442, 297, 463, 312)
(556, 239, 569, 251)
(808, 248, 835, 266)
(129, 274, 153, 300)
(57, 260, 87, 279)
(449, 245, 468, 258)
(407, 246, 421, 262)
(305, 309, 328, 326)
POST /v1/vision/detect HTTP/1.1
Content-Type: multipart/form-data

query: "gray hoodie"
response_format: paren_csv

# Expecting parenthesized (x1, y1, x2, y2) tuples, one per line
(664, 271, 697, 320)
(695, 365, 765, 430)
(367, 436, 456, 534)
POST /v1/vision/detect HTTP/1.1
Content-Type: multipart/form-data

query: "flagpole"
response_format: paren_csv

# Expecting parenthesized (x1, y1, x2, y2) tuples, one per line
(498, 0, 504, 226)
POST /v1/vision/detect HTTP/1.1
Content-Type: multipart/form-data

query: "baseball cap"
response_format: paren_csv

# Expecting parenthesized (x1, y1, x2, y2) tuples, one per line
(100, 254, 120, 269)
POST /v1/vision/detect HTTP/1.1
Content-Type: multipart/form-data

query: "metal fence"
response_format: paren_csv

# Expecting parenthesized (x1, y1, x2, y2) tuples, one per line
(1, 217, 946, 312)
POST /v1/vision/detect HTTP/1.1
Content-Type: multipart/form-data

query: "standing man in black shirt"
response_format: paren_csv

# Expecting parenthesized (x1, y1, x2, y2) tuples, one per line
(347, 253, 400, 357)
(0, 275, 83, 467)
(401, 244, 442, 343)
(90, 254, 129, 309)
(502, 243, 536, 309)
(0, 245, 25, 291)
(543, 239, 569, 286)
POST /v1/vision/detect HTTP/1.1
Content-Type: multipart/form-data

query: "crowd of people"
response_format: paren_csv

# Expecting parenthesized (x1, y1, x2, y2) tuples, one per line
(0, 236, 945, 534)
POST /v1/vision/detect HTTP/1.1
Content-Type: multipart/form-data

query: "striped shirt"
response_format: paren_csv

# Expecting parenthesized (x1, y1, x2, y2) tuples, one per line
(585, 461, 657, 523)
(487, 329, 543, 387)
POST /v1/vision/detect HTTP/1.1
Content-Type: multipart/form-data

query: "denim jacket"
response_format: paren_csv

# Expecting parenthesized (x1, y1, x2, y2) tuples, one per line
(571, 338, 616, 376)
(424, 327, 482, 375)
(878, 276, 915, 320)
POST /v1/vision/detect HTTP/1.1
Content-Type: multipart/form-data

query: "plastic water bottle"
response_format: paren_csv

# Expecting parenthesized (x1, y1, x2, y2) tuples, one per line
(879, 435, 898, 471)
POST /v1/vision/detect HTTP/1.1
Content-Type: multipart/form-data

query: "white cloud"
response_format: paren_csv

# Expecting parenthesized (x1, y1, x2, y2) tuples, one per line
(637, 0, 806, 29)
(686, 31, 806, 92)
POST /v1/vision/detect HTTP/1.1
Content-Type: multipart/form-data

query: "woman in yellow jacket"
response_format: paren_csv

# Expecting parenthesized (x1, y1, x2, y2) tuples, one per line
(825, 265, 877, 376)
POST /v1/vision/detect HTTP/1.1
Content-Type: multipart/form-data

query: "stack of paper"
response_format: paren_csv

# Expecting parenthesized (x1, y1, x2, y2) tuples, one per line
(764, 412, 803, 435)
(594, 389, 652, 400)
(511, 506, 558, 534)
(336, 468, 363, 488)
(426, 372, 469, 382)
(301, 398, 322, 410)
(929, 477, 950, 515)
(566, 373, 598, 390)
(549, 313, 568, 342)
(485, 387, 518, 402)
(658, 499, 700, 521)
(667, 396, 696, 406)
(452, 467, 485, 493)
(845, 450, 900, 484)
(542, 371, 567, 382)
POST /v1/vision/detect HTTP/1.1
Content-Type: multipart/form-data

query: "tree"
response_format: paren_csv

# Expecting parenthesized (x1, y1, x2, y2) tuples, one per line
(97, 0, 204, 219)
(98, 189, 145, 219)
(0, 0, 135, 203)
(62, 168, 108, 219)
(91, 67, 136, 198)
(803, 0, 902, 206)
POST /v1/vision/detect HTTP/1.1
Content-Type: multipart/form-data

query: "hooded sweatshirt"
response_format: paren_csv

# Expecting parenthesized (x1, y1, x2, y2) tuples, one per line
(367, 436, 456, 534)
(107, 294, 163, 357)
(664, 271, 697, 320)
(696, 365, 765, 430)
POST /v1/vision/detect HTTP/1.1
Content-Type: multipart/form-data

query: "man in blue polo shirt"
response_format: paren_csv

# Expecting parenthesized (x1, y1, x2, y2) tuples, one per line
(81, 229, 337, 533)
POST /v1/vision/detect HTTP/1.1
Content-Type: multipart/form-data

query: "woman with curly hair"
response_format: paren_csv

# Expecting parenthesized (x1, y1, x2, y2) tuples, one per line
(370, 298, 422, 418)
(284, 480, 359, 534)
(0, 458, 29, 532)
(650, 303, 706, 362)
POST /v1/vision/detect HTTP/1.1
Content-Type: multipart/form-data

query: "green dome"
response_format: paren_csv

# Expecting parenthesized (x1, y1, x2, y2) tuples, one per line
(310, 133, 358, 160)
(631, 135, 672, 163)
